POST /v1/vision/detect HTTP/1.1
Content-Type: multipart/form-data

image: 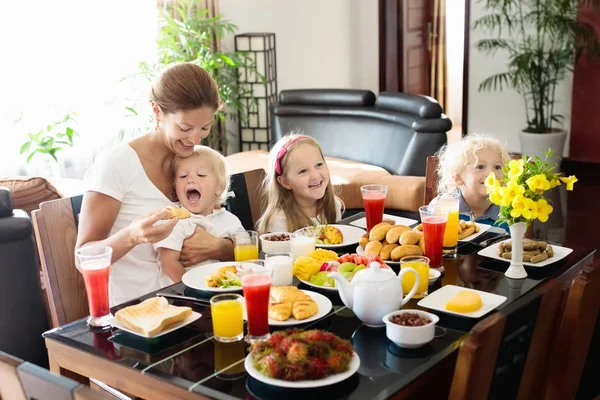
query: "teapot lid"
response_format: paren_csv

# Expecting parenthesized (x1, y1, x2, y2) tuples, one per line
(353, 262, 395, 282)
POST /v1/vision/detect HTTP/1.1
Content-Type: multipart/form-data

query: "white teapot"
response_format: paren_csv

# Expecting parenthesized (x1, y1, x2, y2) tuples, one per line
(329, 262, 419, 327)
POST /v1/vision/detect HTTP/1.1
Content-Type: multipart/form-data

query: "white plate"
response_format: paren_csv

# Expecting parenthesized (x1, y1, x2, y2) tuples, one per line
(413, 222, 491, 242)
(182, 262, 250, 292)
(417, 285, 507, 318)
(243, 290, 333, 326)
(315, 224, 366, 249)
(477, 239, 573, 267)
(110, 311, 202, 338)
(356, 245, 400, 265)
(428, 269, 441, 284)
(245, 351, 360, 388)
(350, 214, 418, 229)
(298, 278, 338, 292)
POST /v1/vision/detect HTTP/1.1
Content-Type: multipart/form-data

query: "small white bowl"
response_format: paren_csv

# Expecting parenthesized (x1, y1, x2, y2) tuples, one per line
(382, 309, 439, 348)
(259, 232, 291, 253)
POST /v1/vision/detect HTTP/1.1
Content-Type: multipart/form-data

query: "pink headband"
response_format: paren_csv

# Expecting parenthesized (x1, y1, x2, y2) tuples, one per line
(274, 135, 309, 175)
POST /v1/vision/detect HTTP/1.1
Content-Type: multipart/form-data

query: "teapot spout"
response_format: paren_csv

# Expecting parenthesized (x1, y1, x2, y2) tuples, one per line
(328, 272, 354, 310)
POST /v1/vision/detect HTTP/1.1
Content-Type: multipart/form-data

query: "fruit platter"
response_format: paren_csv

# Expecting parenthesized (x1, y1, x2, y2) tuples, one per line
(293, 249, 391, 291)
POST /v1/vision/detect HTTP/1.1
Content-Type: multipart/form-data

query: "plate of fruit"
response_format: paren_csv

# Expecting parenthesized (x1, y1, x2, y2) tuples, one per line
(294, 251, 391, 291)
(245, 329, 360, 388)
(312, 224, 366, 249)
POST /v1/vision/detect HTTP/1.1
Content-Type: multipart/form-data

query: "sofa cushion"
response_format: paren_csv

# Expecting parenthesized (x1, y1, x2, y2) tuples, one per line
(0, 177, 62, 214)
(226, 151, 425, 212)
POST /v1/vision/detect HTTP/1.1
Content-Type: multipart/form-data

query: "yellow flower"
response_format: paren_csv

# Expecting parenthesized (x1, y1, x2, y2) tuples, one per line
(500, 180, 526, 206)
(559, 175, 578, 191)
(549, 179, 561, 189)
(532, 199, 553, 223)
(508, 159, 524, 179)
(485, 172, 500, 194)
(489, 187, 503, 205)
(510, 194, 536, 220)
(526, 174, 551, 192)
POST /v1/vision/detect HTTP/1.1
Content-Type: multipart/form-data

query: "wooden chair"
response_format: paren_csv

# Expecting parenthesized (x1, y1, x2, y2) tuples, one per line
(448, 279, 563, 400)
(0, 351, 26, 400)
(226, 168, 266, 231)
(543, 259, 600, 400)
(32, 195, 87, 328)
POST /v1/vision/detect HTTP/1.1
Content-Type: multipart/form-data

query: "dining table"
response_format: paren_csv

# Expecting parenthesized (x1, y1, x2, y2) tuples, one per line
(43, 211, 596, 400)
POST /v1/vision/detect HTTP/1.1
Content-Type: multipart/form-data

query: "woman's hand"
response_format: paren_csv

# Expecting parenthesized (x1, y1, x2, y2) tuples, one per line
(180, 227, 230, 267)
(127, 208, 178, 246)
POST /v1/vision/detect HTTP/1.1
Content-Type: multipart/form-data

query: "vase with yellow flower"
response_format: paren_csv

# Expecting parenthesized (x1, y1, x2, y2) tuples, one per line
(484, 150, 577, 279)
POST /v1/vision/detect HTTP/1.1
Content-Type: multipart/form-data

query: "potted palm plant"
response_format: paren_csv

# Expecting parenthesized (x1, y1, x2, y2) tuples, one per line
(475, 0, 600, 167)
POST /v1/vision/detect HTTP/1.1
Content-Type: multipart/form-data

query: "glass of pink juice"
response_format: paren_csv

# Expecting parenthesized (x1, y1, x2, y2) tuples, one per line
(360, 184, 388, 233)
(75, 246, 113, 328)
(241, 264, 273, 343)
(419, 206, 448, 268)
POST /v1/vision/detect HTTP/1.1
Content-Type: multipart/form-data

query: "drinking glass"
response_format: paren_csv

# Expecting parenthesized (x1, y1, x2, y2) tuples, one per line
(213, 339, 246, 380)
(360, 184, 388, 233)
(419, 205, 449, 268)
(265, 252, 294, 286)
(75, 246, 113, 328)
(210, 294, 244, 342)
(290, 227, 316, 260)
(400, 256, 430, 298)
(241, 262, 273, 343)
(233, 230, 259, 262)
(437, 191, 460, 257)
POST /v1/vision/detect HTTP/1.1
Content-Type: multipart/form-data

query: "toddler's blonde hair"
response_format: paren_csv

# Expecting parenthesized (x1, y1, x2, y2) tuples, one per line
(436, 134, 510, 194)
(171, 146, 230, 205)
(256, 132, 342, 233)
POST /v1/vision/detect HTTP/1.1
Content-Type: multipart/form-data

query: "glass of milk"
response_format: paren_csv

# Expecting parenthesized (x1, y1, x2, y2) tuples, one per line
(264, 252, 294, 286)
(290, 227, 316, 260)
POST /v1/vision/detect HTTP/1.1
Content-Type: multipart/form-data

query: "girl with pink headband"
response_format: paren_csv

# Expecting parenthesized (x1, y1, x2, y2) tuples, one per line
(256, 132, 343, 233)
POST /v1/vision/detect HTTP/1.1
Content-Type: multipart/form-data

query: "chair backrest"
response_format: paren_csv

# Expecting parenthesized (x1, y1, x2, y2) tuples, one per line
(0, 351, 26, 400)
(424, 156, 438, 205)
(226, 169, 266, 231)
(543, 259, 600, 400)
(32, 195, 87, 328)
(448, 279, 562, 400)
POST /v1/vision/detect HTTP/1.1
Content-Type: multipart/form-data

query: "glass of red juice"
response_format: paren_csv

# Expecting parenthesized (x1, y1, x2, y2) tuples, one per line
(75, 246, 113, 329)
(418, 205, 448, 268)
(240, 260, 273, 343)
(360, 184, 388, 233)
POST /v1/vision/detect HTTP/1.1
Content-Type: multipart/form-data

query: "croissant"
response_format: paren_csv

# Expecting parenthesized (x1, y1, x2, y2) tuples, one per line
(269, 302, 293, 321)
(270, 286, 310, 303)
(292, 299, 318, 320)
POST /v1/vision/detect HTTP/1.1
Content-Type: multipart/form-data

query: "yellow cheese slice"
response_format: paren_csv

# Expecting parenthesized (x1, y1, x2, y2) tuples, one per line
(445, 290, 483, 313)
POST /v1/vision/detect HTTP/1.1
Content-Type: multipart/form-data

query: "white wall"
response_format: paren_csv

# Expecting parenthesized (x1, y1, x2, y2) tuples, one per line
(467, 0, 572, 156)
(219, 0, 379, 93)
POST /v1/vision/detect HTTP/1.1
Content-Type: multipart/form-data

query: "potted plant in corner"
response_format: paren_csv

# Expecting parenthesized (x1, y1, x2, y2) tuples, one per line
(474, 0, 600, 168)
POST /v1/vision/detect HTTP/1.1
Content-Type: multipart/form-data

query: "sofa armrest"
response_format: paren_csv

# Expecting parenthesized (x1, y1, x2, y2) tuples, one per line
(0, 187, 13, 217)
(339, 175, 425, 213)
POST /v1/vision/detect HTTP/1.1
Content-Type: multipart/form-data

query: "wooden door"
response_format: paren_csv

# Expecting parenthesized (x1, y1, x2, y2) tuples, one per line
(379, 0, 432, 94)
(570, 5, 600, 163)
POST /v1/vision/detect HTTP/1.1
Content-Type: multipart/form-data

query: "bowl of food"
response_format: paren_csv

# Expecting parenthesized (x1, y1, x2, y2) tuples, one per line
(382, 310, 439, 348)
(259, 232, 291, 253)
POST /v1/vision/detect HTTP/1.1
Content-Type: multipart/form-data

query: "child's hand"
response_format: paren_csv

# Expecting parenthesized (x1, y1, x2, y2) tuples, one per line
(180, 227, 220, 267)
(127, 208, 177, 245)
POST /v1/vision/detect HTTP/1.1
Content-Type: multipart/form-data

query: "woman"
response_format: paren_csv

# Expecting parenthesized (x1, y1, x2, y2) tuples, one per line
(76, 63, 234, 306)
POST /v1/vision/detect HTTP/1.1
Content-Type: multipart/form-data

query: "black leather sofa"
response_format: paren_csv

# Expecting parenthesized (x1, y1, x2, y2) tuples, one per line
(0, 188, 49, 368)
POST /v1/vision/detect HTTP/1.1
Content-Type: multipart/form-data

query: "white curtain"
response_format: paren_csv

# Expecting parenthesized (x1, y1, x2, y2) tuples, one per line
(0, 0, 158, 179)
(445, 0, 465, 126)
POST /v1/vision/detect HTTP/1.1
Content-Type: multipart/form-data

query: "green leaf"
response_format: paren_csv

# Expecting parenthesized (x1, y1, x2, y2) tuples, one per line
(220, 54, 235, 66)
(26, 150, 38, 163)
(20, 142, 31, 155)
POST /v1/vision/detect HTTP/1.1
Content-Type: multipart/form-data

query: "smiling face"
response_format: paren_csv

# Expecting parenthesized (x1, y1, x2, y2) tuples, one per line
(154, 104, 215, 158)
(456, 147, 505, 200)
(175, 155, 225, 216)
(276, 143, 330, 205)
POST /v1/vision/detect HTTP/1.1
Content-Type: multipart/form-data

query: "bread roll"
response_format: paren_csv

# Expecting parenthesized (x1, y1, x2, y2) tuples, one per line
(380, 244, 399, 260)
(365, 240, 383, 257)
(369, 223, 393, 241)
(399, 230, 422, 246)
(391, 245, 423, 261)
(358, 233, 369, 249)
(385, 225, 411, 244)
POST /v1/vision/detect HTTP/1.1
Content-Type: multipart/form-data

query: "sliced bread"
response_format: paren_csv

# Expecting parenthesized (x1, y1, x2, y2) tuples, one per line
(115, 297, 192, 337)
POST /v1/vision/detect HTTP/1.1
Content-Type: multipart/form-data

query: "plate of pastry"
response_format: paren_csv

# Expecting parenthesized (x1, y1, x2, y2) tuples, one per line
(414, 220, 491, 242)
(477, 239, 573, 267)
(246, 286, 332, 326)
(313, 224, 367, 249)
(182, 262, 258, 292)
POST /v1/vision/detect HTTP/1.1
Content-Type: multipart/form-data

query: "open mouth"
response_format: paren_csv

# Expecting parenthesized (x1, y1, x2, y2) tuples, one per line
(179, 140, 194, 150)
(186, 188, 201, 204)
(308, 180, 323, 190)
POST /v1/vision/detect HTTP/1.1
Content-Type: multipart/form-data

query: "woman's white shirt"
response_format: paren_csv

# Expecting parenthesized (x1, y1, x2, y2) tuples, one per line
(84, 144, 177, 306)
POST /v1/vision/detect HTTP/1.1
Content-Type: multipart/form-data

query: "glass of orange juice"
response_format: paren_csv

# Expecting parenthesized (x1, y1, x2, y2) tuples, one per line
(401, 256, 430, 298)
(233, 230, 259, 261)
(438, 191, 460, 258)
(210, 294, 244, 342)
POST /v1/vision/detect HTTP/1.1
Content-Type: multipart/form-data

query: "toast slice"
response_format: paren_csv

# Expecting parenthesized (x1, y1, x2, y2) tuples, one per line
(115, 297, 192, 337)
